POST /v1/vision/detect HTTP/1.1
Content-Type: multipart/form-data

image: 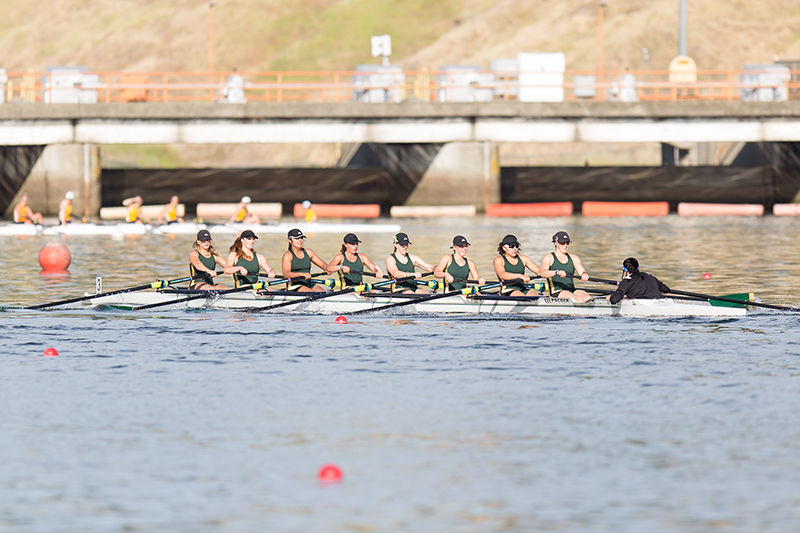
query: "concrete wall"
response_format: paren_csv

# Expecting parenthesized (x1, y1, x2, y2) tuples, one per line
(404, 142, 499, 211)
(8, 143, 101, 218)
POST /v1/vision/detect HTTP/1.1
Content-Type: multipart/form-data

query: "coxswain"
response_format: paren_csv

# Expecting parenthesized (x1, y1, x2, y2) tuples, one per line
(159, 195, 184, 225)
(189, 230, 229, 290)
(385, 232, 434, 294)
(281, 228, 331, 293)
(606, 257, 670, 304)
(302, 200, 318, 222)
(225, 229, 277, 288)
(327, 233, 384, 287)
(229, 196, 260, 224)
(58, 191, 74, 225)
(493, 234, 541, 296)
(434, 235, 485, 291)
(122, 196, 147, 224)
(13, 193, 44, 225)
(540, 231, 591, 303)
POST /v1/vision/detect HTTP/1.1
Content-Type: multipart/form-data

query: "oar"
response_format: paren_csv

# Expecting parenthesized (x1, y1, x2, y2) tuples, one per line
(249, 273, 424, 312)
(351, 281, 503, 315)
(664, 289, 799, 312)
(128, 275, 307, 311)
(26, 274, 210, 310)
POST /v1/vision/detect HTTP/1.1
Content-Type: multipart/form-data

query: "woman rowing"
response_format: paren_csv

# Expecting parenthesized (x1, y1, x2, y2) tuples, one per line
(606, 257, 670, 304)
(122, 195, 147, 224)
(13, 193, 44, 225)
(159, 195, 184, 225)
(327, 232, 384, 287)
(493, 234, 541, 296)
(281, 228, 330, 293)
(540, 231, 591, 303)
(385, 232, 434, 294)
(189, 229, 228, 290)
(58, 191, 74, 225)
(225, 229, 277, 288)
(229, 196, 260, 224)
(433, 235, 485, 291)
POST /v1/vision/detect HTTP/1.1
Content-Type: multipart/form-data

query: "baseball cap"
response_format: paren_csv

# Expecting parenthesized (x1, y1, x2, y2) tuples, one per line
(302, 200, 312, 209)
(241, 229, 258, 240)
(287, 228, 307, 239)
(394, 232, 411, 245)
(343, 233, 361, 244)
(241, 196, 251, 203)
(553, 231, 571, 244)
(196, 229, 212, 241)
(452, 235, 470, 247)
(500, 234, 520, 247)
(65, 191, 74, 200)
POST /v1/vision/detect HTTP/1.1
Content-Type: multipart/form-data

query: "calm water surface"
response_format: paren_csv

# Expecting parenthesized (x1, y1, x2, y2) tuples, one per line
(1, 216, 799, 532)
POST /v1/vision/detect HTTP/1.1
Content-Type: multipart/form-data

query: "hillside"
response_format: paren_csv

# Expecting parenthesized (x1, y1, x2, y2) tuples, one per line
(2, 0, 799, 74)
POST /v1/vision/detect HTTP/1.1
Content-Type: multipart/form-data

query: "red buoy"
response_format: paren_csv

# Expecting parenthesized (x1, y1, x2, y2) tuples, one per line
(335, 315, 348, 324)
(38, 242, 71, 273)
(43, 347, 59, 357)
(318, 464, 343, 482)
(702, 272, 712, 280)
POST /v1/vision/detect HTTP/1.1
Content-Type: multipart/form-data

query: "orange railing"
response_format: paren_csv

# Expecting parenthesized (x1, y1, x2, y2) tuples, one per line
(3, 69, 799, 104)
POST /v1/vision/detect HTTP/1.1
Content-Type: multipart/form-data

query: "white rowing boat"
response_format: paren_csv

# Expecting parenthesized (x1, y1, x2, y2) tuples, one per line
(89, 289, 747, 317)
(0, 221, 401, 237)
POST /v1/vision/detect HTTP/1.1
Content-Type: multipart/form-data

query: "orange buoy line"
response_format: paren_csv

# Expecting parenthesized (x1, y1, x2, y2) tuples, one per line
(486, 202, 573, 217)
(581, 201, 669, 217)
(677, 203, 764, 216)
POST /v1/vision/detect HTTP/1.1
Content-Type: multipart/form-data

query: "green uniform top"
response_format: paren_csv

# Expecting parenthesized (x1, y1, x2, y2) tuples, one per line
(392, 252, 417, 291)
(290, 249, 315, 288)
(501, 254, 526, 292)
(548, 252, 575, 294)
(446, 253, 470, 290)
(341, 253, 363, 286)
(233, 253, 260, 287)
(190, 251, 217, 287)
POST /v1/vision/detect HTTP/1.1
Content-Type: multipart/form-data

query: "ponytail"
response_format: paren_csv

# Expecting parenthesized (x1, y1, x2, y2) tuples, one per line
(622, 257, 640, 274)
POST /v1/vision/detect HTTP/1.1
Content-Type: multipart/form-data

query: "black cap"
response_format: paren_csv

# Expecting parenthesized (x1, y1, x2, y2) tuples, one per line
(240, 229, 258, 240)
(501, 234, 520, 247)
(196, 229, 212, 242)
(343, 233, 361, 244)
(287, 228, 307, 239)
(394, 232, 411, 245)
(452, 235, 470, 247)
(553, 231, 570, 244)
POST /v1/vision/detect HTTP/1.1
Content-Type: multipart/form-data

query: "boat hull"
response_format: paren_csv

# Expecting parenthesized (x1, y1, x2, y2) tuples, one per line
(89, 291, 747, 317)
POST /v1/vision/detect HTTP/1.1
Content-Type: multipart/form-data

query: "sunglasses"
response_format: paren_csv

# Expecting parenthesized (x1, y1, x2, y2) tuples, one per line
(505, 243, 519, 249)
(557, 241, 571, 245)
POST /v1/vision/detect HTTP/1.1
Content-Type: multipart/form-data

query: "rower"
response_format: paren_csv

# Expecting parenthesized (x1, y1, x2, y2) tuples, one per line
(434, 235, 485, 291)
(122, 196, 147, 224)
(159, 195, 184, 225)
(493, 234, 541, 296)
(302, 200, 318, 222)
(327, 232, 384, 287)
(189, 229, 229, 290)
(281, 228, 330, 293)
(229, 196, 260, 224)
(225, 229, 277, 288)
(58, 191, 74, 225)
(385, 232, 434, 294)
(13, 193, 44, 225)
(540, 231, 592, 303)
(606, 257, 670, 304)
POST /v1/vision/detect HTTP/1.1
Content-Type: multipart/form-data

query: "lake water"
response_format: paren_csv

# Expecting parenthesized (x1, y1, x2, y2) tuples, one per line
(2, 215, 800, 532)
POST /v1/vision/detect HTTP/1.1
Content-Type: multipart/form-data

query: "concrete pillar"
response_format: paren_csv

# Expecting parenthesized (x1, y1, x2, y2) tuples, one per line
(10, 143, 101, 218)
(403, 141, 499, 212)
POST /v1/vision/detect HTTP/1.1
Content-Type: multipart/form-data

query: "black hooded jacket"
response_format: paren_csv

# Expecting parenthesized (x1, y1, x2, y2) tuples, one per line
(609, 272, 670, 304)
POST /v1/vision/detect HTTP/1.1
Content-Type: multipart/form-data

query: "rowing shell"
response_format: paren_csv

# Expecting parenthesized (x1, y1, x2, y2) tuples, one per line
(89, 290, 747, 317)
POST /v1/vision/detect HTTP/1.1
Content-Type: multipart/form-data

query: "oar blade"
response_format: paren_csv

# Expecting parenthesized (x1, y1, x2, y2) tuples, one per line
(708, 293, 753, 308)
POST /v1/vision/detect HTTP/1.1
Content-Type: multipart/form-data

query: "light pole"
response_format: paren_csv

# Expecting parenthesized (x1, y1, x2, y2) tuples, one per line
(208, 1, 216, 73)
(597, 1, 607, 75)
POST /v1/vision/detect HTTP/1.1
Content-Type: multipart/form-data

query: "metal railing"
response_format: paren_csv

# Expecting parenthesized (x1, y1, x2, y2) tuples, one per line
(3, 69, 798, 104)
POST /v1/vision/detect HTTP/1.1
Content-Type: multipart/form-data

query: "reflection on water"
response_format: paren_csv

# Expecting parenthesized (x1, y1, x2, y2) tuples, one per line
(2, 215, 800, 306)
